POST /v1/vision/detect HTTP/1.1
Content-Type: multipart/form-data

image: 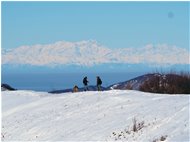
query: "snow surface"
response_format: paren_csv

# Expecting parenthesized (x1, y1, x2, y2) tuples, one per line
(1, 90, 190, 141)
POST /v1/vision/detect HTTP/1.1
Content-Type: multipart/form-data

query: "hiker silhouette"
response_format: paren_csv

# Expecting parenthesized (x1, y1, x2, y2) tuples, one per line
(96, 76, 102, 91)
(83, 76, 89, 91)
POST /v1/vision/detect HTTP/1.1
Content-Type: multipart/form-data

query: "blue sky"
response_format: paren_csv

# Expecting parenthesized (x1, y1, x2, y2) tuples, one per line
(1, 2, 189, 74)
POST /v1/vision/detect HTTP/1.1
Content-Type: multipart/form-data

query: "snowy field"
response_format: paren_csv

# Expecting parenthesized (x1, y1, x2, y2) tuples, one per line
(1, 90, 190, 141)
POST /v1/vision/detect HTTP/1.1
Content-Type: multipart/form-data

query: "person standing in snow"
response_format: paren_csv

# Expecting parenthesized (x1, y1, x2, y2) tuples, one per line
(83, 76, 89, 91)
(96, 76, 102, 91)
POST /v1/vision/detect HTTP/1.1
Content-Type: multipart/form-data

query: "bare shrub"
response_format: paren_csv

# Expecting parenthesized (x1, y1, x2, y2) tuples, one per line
(111, 118, 145, 141)
(132, 118, 144, 132)
(132, 118, 137, 132)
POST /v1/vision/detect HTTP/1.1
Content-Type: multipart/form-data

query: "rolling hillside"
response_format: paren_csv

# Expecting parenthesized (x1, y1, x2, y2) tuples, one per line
(2, 90, 189, 141)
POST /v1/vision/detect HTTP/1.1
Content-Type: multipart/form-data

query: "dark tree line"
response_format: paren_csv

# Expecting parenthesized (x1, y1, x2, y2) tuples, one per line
(139, 73, 190, 94)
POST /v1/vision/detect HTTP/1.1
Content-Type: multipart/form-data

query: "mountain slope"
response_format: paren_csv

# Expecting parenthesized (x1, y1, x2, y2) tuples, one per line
(2, 90, 189, 141)
(108, 73, 190, 93)
(108, 74, 155, 90)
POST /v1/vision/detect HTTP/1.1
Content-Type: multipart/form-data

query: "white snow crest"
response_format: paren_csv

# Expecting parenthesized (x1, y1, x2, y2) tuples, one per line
(1, 90, 189, 141)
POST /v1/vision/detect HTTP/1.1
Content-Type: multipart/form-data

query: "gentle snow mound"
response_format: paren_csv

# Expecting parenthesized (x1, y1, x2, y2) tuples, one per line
(2, 90, 189, 141)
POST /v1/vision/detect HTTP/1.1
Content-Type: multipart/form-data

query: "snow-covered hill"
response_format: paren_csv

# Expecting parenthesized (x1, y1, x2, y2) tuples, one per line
(108, 74, 152, 90)
(2, 90, 189, 141)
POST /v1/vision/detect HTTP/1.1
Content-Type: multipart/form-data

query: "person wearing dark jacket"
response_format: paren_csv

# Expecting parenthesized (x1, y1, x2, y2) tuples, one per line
(96, 76, 102, 91)
(83, 76, 89, 91)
